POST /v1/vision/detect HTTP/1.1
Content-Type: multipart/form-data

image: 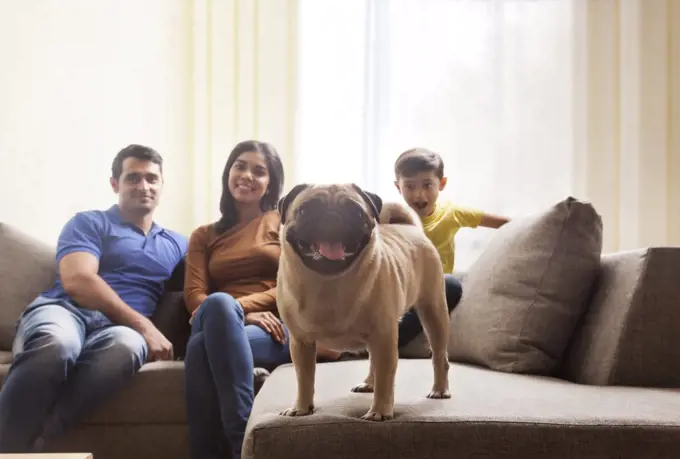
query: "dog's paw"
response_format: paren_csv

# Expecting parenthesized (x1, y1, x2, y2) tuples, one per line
(279, 404, 315, 417)
(360, 410, 394, 421)
(427, 388, 451, 399)
(351, 382, 374, 393)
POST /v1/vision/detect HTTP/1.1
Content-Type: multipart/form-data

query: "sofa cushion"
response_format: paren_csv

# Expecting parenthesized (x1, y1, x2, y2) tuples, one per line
(243, 360, 680, 459)
(49, 425, 189, 459)
(0, 223, 57, 350)
(560, 248, 680, 387)
(83, 361, 186, 425)
(448, 197, 602, 375)
(0, 351, 12, 365)
(398, 331, 431, 359)
(0, 360, 186, 424)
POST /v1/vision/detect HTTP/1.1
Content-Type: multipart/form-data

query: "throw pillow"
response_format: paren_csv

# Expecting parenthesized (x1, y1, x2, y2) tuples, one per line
(448, 197, 603, 375)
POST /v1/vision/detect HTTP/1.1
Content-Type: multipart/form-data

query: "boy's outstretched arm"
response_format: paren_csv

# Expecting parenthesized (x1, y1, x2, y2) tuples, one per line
(480, 213, 510, 229)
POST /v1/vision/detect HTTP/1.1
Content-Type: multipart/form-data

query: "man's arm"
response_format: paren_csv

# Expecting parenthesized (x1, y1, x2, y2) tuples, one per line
(479, 213, 510, 229)
(59, 252, 156, 333)
(60, 251, 173, 361)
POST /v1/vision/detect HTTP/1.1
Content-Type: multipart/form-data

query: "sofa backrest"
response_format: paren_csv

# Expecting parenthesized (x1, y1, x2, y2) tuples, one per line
(558, 247, 680, 388)
(0, 223, 57, 350)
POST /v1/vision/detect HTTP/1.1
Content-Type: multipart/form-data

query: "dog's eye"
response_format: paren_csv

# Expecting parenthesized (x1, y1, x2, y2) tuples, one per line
(298, 208, 305, 216)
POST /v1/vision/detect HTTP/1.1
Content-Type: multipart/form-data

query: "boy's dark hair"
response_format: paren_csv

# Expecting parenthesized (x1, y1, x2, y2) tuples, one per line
(111, 144, 163, 180)
(394, 148, 444, 180)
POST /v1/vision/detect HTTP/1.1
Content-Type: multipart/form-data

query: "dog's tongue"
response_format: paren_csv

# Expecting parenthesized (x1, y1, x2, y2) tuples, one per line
(317, 242, 345, 260)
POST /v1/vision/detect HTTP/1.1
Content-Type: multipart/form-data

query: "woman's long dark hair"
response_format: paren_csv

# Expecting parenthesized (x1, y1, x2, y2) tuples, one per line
(214, 140, 285, 234)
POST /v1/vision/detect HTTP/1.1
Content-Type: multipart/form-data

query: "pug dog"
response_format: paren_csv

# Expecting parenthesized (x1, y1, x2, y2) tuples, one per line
(276, 183, 451, 421)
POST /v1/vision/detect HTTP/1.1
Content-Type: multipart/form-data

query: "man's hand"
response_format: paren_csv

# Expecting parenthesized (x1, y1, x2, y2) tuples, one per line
(138, 321, 174, 362)
(245, 311, 287, 345)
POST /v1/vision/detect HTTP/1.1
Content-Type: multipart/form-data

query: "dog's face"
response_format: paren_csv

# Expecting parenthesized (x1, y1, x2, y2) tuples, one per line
(278, 183, 383, 275)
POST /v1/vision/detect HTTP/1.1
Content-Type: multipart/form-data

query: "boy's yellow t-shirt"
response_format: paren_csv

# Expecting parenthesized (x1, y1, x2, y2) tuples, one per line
(420, 200, 484, 274)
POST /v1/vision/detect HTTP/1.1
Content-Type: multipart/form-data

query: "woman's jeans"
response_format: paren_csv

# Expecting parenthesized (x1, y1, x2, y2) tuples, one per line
(184, 293, 290, 459)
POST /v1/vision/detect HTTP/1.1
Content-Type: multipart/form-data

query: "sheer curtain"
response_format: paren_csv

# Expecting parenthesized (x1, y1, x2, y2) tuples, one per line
(296, 0, 576, 270)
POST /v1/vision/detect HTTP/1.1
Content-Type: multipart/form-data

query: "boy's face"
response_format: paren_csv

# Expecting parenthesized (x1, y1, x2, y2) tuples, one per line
(395, 171, 447, 217)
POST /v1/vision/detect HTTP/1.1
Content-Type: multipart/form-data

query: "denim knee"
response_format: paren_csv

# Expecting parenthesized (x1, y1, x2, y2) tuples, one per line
(193, 293, 244, 331)
(13, 325, 82, 374)
(91, 327, 148, 374)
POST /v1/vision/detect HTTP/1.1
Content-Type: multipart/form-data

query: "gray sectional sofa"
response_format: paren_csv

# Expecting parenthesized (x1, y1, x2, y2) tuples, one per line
(1, 196, 679, 459)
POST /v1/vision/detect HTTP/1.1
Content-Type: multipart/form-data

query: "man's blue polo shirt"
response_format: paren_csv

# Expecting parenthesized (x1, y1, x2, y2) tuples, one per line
(39, 205, 188, 318)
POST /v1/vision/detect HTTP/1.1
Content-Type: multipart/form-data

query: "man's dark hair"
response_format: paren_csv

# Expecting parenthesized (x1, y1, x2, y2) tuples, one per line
(111, 144, 163, 180)
(394, 148, 445, 180)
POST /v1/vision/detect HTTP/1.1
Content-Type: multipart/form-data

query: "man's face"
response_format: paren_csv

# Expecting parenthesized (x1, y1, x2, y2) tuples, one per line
(395, 171, 447, 217)
(110, 157, 163, 215)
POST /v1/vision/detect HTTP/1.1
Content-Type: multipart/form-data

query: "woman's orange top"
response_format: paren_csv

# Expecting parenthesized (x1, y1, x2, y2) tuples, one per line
(184, 211, 281, 315)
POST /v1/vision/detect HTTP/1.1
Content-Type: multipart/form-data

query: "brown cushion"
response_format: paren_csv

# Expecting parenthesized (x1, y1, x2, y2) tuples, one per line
(82, 361, 186, 425)
(398, 332, 431, 358)
(151, 292, 191, 359)
(0, 351, 13, 365)
(0, 222, 57, 350)
(164, 256, 186, 292)
(49, 425, 189, 459)
(243, 360, 680, 459)
(448, 197, 603, 375)
(0, 353, 187, 426)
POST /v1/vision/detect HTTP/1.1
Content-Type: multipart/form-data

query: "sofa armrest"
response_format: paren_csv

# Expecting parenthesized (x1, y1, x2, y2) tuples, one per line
(559, 247, 680, 387)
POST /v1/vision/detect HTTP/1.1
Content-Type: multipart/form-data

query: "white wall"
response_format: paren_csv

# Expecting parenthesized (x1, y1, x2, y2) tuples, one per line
(0, 0, 300, 245)
(0, 0, 193, 244)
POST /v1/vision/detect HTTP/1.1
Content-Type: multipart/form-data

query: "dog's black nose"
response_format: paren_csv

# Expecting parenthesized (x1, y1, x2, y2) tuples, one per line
(318, 211, 344, 239)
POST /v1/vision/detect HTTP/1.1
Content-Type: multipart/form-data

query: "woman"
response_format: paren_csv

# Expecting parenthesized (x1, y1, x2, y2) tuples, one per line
(183, 140, 339, 459)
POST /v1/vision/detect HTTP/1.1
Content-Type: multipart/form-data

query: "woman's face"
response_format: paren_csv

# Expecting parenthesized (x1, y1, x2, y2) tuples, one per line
(228, 151, 270, 206)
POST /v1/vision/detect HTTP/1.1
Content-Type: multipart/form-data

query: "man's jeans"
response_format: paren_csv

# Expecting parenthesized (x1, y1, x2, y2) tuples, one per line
(0, 297, 148, 453)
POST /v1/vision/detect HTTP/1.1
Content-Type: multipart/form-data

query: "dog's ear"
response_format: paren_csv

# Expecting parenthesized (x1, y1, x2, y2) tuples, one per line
(278, 184, 311, 224)
(351, 184, 383, 220)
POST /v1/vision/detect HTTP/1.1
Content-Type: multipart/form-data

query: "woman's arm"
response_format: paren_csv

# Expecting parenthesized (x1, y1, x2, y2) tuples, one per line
(184, 227, 211, 314)
(239, 213, 282, 314)
(238, 288, 277, 314)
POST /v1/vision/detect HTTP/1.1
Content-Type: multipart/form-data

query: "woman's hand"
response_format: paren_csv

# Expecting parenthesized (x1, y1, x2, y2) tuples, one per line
(245, 311, 287, 344)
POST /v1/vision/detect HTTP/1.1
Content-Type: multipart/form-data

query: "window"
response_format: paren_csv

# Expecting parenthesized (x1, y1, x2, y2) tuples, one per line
(296, 0, 575, 271)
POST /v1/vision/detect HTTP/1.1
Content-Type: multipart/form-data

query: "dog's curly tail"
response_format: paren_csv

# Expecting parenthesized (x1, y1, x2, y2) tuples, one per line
(379, 202, 422, 228)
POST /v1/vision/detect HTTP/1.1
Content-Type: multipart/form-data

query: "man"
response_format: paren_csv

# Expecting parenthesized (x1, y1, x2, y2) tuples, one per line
(0, 144, 188, 452)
